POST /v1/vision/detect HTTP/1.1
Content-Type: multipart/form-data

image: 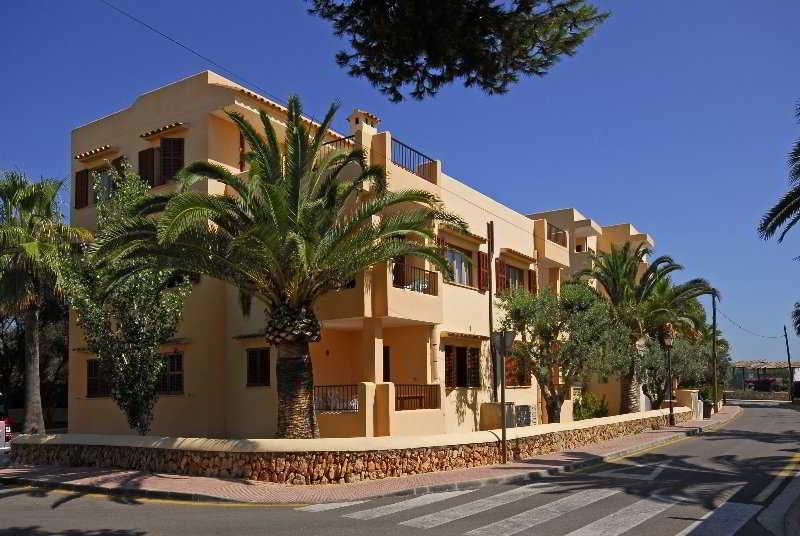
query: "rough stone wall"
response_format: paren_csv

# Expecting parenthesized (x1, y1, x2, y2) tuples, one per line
(726, 390, 789, 401)
(11, 412, 689, 486)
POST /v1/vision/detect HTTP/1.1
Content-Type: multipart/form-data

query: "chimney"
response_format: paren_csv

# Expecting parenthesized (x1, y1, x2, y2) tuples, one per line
(347, 109, 380, 135)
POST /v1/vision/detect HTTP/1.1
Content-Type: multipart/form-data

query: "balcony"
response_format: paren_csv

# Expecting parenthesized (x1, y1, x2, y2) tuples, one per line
(391, 262, 438, 296)
(391, 138, 436, 183)
(395, 384, 441, 411)
(533, 219, 570, 268)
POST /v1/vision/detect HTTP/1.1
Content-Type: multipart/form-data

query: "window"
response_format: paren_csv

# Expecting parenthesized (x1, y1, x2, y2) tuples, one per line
(446, 246, 473, 286)
(75, 169, 90, 209)
(246, 348, 270, 386)
(506, 355, 531, 387)
(86, 359, 110, 398)
(158, 352, 184, 394)
(138, 138, 184, 187)
(160, 138, 184, 182)
(506, 265, 525, 290)
(444, 345, 481, 388)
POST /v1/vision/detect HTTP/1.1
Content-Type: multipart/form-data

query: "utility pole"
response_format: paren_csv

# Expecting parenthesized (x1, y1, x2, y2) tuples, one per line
(487, 221, 497, 403)
(711, 291, 718, 412)
(784, 325, 793, 402)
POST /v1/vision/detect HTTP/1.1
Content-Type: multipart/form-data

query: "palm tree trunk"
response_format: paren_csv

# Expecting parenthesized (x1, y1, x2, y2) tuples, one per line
(620, 365, 641, 414)
(23, 307, 45, 434)
(275, 340, 319, 439)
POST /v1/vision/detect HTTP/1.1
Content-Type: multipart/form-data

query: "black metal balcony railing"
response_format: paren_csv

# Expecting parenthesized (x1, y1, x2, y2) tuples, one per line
(392, 262, 438, 295)
(313, 384, 359, 412)
(320, 135, 355, 157)
(391, 138, 435, 183)
(547, 223, 568, 248)
(395, 384, 441, 411)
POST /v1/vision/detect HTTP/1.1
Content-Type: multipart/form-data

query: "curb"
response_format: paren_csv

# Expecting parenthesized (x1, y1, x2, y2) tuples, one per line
(0, 407, 742, 505)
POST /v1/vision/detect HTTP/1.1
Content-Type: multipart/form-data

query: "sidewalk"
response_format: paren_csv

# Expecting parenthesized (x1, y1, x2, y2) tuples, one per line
(0, 405, 740, 505)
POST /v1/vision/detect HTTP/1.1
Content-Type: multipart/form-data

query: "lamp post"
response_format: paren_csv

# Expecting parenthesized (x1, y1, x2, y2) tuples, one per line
(663, 323, 675, 426)
(492, 329, 516, 464)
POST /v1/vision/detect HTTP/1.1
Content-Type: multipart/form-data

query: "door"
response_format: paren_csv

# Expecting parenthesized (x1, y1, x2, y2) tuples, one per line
(383, 346, 391, 383)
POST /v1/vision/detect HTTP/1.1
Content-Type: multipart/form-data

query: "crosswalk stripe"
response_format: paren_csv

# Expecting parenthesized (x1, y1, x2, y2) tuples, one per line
(676, 502, 761, 536)
(466, 488, 620, 536)
(399, 482, 561, 529)
(296, 500, 369, 512)
(563, 495, 682, 536)
(343, 489, 475, 520)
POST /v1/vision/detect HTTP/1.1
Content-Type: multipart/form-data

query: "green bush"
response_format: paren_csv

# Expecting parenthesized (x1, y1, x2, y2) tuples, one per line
(573, 391, 609, 421)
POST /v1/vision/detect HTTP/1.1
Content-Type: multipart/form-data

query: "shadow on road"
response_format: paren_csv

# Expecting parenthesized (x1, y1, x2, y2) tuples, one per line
(0, 528, 146, 536)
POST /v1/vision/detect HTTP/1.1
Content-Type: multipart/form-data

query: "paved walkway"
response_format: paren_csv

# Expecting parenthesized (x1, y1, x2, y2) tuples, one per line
(0, 406, 740, 504)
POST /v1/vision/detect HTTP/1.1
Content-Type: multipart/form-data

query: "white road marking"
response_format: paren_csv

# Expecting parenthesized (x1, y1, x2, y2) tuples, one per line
(342, 489, 475, 520)
(563, 495, 682, 536)
(399, 482, 561, 529)
(675, 502, 761, 536)
(465, 487, 620, 536)
(296, 499, 369, 512)
(757, 470, 800, 535)
(755, 453, 800, 503)
(592, 460, 673, 481)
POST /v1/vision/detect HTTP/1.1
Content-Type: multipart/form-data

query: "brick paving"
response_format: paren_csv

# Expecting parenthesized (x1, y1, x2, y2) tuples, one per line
(0, 406, 740, 504)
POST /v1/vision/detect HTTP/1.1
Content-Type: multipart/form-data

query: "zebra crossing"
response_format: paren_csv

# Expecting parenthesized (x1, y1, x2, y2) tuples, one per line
(295, 483, 762, 536)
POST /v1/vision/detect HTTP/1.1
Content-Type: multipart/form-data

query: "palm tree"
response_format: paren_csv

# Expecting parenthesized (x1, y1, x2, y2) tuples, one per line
(97, 97, 463, 438)
(580, 243, 712, 413)
(0, 171, 88, 433)
(759, 102, 800, 333)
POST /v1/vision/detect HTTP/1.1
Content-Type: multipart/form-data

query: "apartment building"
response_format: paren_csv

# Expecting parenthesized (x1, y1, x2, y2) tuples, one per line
(68, 71, 651, 439)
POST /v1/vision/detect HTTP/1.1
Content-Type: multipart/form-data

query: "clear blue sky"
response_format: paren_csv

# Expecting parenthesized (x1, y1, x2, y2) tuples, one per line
(1, 1, 799, 361)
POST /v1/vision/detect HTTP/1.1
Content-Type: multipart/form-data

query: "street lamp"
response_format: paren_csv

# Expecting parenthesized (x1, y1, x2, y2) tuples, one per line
(492, 329, 516, 464)
(663, 323, 675, 426)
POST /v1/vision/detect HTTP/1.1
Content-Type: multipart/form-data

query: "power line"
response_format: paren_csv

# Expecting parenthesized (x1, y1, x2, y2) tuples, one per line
(718, 309, 782, 340)
(96, 0, 321, 124)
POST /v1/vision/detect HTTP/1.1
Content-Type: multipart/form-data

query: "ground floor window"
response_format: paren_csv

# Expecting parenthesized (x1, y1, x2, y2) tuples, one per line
(445, 345, 481, 388)
(86, 359, 110, 398)
(158, 352, 184, 395)
(247, 348, 270, 386)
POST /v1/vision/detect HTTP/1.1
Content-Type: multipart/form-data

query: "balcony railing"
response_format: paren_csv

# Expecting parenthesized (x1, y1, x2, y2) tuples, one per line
(391, 262, 438, 295)
(395, 384, 441, 411)
(313, 384, 359, 412)
(391, 138, 435, 183)
(547, 223, 568, 248)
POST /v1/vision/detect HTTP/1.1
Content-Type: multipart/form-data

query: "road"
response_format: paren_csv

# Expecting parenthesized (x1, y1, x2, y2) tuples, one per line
(1, 401, 798, 536)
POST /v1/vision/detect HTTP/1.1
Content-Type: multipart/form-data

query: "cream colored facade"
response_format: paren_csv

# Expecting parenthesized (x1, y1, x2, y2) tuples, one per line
(68, 72, 652, 438)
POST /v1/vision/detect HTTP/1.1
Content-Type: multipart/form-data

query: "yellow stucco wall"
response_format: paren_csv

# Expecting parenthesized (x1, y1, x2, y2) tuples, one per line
(67, 71, 651, 440)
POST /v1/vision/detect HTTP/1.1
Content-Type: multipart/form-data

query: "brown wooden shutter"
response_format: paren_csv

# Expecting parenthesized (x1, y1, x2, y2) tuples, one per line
(444, 345, 456, 388)
(477, 251, 489, 291)
(138, 148, 156, 187)
(495, 258, 508, 292)
(111, 156, 125, 176)
(528, 269, 537, 295)
(505, 356, 518, 386)
(74, 170, 89, 209)
(160, 137, 184, 182)
(239, 132, 246, 172)
(467, 347, 481, 387)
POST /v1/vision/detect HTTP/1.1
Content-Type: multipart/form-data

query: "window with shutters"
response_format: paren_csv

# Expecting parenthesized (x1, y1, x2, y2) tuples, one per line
(160, 138, 184, 182)
(506, 264, 525, 290)
(74, 169, 90, 209)
(495, 258, 508, 292)
(246, 348, 270, 386)
(506, 355, 531, 387)
(158, 352, 184, 395)
(86, 359, 110, 398)
(446, 245, 473, 286)
(444, 344, 481, 388)
(138, 148, 158, 187)
(477, 251, 489, 291)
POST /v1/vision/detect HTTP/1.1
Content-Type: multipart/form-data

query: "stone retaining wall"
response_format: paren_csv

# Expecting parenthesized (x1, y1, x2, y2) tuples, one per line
(10, 410, 690, 486)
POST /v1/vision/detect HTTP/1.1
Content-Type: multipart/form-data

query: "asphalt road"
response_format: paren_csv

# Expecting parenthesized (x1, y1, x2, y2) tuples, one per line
(1, 400, 798, 536)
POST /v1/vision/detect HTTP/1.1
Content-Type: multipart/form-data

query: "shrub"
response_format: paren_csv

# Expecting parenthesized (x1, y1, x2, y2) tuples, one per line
(573, 391, 609, 421)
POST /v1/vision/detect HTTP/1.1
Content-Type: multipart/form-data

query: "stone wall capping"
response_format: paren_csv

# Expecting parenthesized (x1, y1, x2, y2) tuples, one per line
(14, 407, 691, 454)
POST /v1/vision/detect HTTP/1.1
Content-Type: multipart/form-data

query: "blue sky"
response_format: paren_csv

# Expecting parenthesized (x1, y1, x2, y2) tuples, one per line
(1, 1, 799, 361)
